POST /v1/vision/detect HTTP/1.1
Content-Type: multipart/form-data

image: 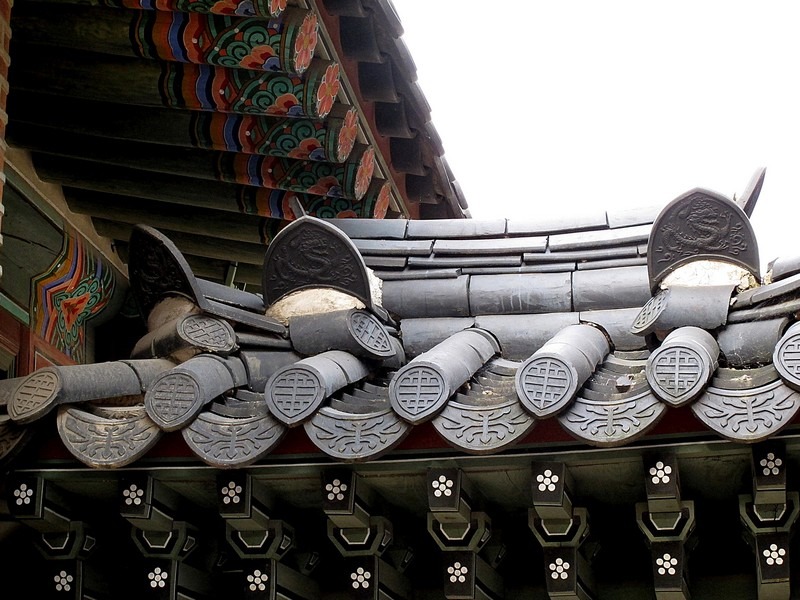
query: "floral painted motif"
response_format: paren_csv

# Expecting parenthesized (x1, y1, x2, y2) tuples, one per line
(111, 0, 278, 17)
(287, 138, 324, 160)
(373, 182, 391, 219)
(134, 10, 295, 71)
(192, 113, 341, 160)
(307, 175, 343, 197)
(336, 210, 358, 218)
(239, 45, 279, 70)
(267, 92, 301, 116)
(209, 0, 249, 15)
(315, 63, 341, 118)
(337, 109, 358, 162)
(270, 0, 287, 16)
(294, 13, 318, 74)
(354, 147, 375, 199)
(161, 62, 326, 118)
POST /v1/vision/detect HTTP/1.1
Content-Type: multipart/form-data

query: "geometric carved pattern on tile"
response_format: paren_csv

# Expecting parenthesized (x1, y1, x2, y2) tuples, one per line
(182, 411, 286, 468)
(559, 390, 666, 447)
(646, 327, 719, 407)
(178, 314, 236, 353)
(389, 329, 499, 424)
(691, 379, 800, 443)
(516, 323, 609, 418)
(265, 366, 324, 425)
(650, 347, 703, 398)
(389, 365, 447, 423)
(432, 397, 536, 454)
(56, 405, 162, 468)
(145, 372, 202, 431)
(8, 369, 61, 424)
(516, 357, 576, 418)
(288, 309, 395, 359)
(773, 321, 800, 391)
(304, 406, 409, 461)
(266, 351, 369, 425)
(647, 284, 735, 333)
(630, 288, 670, 335)
(348, 310, 393, 356)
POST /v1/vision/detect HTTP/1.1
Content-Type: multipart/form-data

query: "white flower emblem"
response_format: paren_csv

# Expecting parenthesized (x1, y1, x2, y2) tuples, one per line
(54, 570, 73, 592)
(549, 557, 570, 580)
(350, 567, 371, 589)
(763, 544, 786, 566)
(123, 484, 144, 506)
(760, 453, 783, 476)
(536, 469, 559, 493)
(148, 567, 169, 588)
(432, 475, 454, 498)
(246, 569, 268, 591)
(325, 479, 348, 501)
(649, 461, 672, 484)
(13, 483, 33, 506)
(221, 481, 243, 504)
(447, 561, 468, 583)
(656, 553, 678, 575)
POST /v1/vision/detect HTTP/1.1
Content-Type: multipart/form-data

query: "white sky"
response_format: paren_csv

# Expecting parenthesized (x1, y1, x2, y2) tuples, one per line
(392, 1, 800, 268)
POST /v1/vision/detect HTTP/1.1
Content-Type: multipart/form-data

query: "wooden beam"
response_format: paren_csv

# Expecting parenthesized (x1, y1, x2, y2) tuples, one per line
(10, 123, 374, 200)
(185, 256, 263, 288)
(34, 153, 381, 220)
(21, 0, 289, 19)
(114, 240, 263, 287)
(8, 91, 358, 162)
(33, 154, 285, 216)
(63, 188, 279, 244)
(12, 3, 319, 75)
(92, 218, 268, 266)
(11, 43, 336, 118)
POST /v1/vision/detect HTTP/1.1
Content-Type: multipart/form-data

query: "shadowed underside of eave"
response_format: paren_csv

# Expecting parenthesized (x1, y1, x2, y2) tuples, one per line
(5, 0, 468, 292)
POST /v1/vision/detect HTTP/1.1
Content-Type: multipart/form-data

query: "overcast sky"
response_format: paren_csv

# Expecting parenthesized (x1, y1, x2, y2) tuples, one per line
(392, 1, 800, 269)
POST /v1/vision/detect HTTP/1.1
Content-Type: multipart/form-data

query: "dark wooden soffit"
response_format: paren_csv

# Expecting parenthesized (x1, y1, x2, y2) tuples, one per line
(4, 0, 466, 288)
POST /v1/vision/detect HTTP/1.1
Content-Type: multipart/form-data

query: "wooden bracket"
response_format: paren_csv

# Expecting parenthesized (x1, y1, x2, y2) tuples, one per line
(635, 453, 695, 600)
(739, 442, 798, 600)
(529, 462, 594, 600)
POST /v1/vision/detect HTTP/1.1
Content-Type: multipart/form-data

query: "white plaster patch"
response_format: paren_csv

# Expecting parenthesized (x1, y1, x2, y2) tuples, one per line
(147, 296, 199, 331)
(265, 269, 384, 323)
(661, 261, 756, 291)
(265, 289, 366, 324)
